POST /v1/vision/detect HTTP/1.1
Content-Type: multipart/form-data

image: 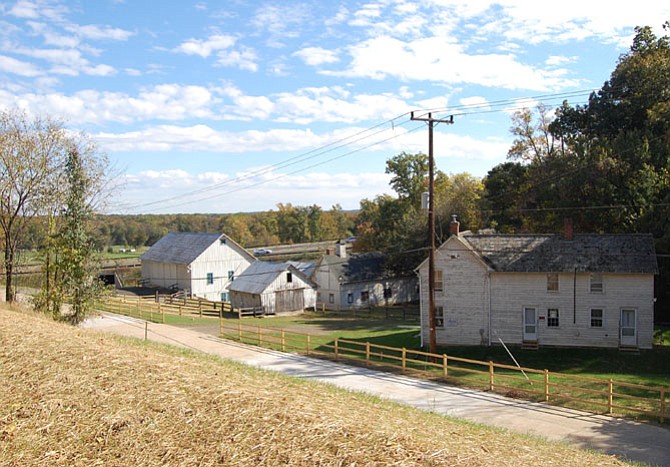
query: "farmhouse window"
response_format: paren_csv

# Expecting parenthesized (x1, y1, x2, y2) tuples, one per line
(228, 270, 235, 281)
(287, 272, 293, 283)
(434, 270, 443, 292)
(547, 273, 559, 292)
(329, 293, 335, 304)
(547, 308, 559, 327)
(361, 291, 369, 302)
(220, 292, 229, 302)
(347, 293, 353, 304)
(383, 287, 392, 299)
(590, 274, 603, 293)
(435, 306, 444, 328)
(206, 272, 214, 285)
(590, 308, 603, 327)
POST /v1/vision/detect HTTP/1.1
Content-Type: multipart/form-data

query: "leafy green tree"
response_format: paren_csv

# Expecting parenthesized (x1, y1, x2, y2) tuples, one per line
(36, 144, 109, 324)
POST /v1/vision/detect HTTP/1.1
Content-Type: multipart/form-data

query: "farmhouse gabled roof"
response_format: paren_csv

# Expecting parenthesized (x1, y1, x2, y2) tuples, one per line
(140, 232, 253, 265)
(228, 261, 316, 295)
(458, 233, 658, 274)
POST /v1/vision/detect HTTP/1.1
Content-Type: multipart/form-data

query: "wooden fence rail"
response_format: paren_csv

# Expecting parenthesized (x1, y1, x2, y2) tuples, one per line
(218, 320, 669, 423)
(95, 297, 669, 423)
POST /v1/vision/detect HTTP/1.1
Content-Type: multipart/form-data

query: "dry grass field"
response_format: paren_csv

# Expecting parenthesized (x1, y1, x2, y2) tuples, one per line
(0, 306, 627, 466)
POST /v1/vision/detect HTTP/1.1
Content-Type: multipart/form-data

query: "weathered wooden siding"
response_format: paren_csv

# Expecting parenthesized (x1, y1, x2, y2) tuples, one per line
(313, 262, 342, 309)
(338, 278, 418, 311)
(419, 237, 490, 346)
(189, 239, 252, 301)
(231, 269, 317, 314)
(490, 272, 654, 349)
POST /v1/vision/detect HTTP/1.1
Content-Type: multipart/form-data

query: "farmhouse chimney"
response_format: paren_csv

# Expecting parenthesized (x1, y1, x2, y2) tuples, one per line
(449, 214, 460, 236)
(335, 241, 347, 259)
(563, 218, 573, 241)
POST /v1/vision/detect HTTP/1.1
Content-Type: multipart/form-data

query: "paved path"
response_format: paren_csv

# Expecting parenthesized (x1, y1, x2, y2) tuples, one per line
(81, 312, 670, 466)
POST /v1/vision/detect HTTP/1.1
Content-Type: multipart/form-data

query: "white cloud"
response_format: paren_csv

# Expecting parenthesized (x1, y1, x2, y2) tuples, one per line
(173, 34, 237, 58)
(216, 46, 258, 71)
(0, 54, 41, 76)
(119, 168, 392, 214)
(66, 24, 134, 41)
(331, 35, 579, 91)
(293, 47, 339, 66)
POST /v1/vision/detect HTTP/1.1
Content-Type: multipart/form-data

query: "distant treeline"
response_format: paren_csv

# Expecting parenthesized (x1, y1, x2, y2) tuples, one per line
(73, 204, 358, 250)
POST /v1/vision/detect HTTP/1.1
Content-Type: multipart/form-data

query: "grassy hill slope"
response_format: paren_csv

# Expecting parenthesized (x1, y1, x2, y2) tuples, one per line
(0, 306, 625, 466)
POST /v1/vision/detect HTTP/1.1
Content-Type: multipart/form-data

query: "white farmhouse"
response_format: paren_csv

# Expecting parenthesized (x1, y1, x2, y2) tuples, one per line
(417, 219, 658, 349)
(140, 232, 255, 301)
(312, 244, 418, 311)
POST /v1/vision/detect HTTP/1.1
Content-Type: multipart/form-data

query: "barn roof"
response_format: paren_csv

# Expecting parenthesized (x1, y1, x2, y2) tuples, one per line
(141, 232, 253, 265)
(228, 261, 316, 295)
(458, 233, 658, 274)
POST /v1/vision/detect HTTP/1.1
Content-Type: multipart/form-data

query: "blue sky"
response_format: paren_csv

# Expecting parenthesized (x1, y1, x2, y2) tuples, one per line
(1, 1, 668, 214)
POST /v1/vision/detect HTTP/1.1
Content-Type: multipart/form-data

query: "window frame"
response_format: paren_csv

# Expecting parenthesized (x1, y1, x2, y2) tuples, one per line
(547, 308, 559, 327)
(206, 272, 214, 285)
(547, 273, 559, 292)
(434, 270, 444, 292)
(590, 274, 603, 293)
(361, 290, 370, 303)
(590, 308, 604, 328)
(435, 305, 444, 328)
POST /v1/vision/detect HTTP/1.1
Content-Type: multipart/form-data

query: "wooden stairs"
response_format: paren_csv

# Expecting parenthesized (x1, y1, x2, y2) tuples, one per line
(521, 340, 539, 350)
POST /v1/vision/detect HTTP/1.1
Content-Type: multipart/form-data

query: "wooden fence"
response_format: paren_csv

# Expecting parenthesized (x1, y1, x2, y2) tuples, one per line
(96, 295, 231, 321)
(95, 296, 668, 423)
(219, 320, 669, 424)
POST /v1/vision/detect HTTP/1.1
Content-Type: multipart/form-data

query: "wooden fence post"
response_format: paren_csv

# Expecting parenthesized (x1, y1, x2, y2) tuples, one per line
(281, 330, 285, 352)
(544, 369, 550, 402)
(608, 379, 614, 415)
(402, 348, 407, 371)
(443, 354, 448, 378)
(306, 335, 311, 355)
(365, 342, 370, 367)
(334, 338, 339, 360)
(237, 322, 241, 340)
(488, 361, 494, 391)
(661, 388, 666, 424)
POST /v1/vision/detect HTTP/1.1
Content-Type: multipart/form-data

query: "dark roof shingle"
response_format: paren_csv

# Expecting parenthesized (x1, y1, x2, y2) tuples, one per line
(460, 233, 658, 274)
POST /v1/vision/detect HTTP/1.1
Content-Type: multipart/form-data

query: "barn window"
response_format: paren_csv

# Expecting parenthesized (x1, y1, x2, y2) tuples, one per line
(434, 270, 443, 292)
(547, 308, 559, 327)
(329, 293, 334, 304)
(590, 309, 603, 327)
(590, 274, 603, 293)
(435, 306, 444, 328)
(547, 273, 559, 292)
(206, 272, 214, 285)
(383, 287, 392, 299)
(361, 291, 369, 302)
(347, 293, 353, 304)
(287, 272, 293, 283)
(220, 292, 230, 302)
(228, 270, 234, 281)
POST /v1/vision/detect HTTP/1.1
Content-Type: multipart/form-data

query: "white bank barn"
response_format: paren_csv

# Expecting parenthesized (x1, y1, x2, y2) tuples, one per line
(140, 232, 255, 302)
(417, 223, 658, 349)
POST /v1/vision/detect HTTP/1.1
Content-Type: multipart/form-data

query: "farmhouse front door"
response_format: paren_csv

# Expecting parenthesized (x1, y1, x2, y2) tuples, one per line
(620, 308, 637, 347)
(523, 307, 537, 341)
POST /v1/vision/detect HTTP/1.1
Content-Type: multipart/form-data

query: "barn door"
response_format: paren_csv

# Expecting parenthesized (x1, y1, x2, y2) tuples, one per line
(275, 290, 305, 313)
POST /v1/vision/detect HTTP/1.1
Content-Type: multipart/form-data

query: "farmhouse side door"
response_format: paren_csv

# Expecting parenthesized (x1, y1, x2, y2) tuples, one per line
(523, 307, 537, 341)
(620, 308, 637, 347)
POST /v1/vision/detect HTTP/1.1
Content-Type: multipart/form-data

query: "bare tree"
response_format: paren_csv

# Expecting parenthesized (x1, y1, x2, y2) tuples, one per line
(0, 109, 68, 302)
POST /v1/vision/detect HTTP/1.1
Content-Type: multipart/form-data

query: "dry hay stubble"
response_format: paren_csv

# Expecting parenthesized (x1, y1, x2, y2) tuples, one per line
(0, 307, 625, 466)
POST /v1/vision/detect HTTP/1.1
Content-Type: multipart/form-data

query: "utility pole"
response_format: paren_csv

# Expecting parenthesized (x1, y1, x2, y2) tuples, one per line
(410, 111, 454, 354)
